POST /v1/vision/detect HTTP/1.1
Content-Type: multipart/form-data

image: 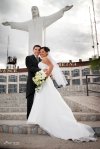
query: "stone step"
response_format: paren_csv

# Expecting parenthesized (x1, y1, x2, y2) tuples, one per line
(0, 112, 100, 121)
(74, 112, 100, 121)
(0, 120, 100, 137)
(0, 120, 47, 135)
(0, 106, 95, 113)
(64, 96, 100, 113)
(0, 102, 26, 107)
(65, 98, 98, 113)
(0, 94, 26, 107)
(0, 107, 26, 113)
(0, 95, 99, 113)
(0, 100, 98, 113)
(0, 113, 26, 120)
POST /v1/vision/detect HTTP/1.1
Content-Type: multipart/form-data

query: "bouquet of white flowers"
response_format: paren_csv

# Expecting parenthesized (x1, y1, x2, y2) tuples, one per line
(32, 70, 47, 92)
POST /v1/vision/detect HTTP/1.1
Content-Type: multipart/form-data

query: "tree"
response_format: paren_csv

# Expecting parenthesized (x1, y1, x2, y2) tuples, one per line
(90, 57, 100, 70)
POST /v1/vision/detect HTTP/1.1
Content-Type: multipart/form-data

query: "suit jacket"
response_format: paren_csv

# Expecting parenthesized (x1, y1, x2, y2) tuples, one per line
(25, 55, 41, 97)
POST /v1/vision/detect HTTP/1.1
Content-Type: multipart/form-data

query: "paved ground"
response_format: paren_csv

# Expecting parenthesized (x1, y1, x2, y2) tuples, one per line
(0, 133, 99, 149)
(0, 94, 100, 149)
(65, 96, 100, 112)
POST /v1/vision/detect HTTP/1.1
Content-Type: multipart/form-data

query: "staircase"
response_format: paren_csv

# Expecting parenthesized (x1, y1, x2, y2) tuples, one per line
(0, 93, 100, 136)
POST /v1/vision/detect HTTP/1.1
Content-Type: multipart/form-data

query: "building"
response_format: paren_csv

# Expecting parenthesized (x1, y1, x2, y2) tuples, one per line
(0, 59, 100, 94)
(58, 59, 100, 86)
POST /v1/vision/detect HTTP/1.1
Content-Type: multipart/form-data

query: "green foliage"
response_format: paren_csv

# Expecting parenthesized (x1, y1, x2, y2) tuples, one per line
(90, 57, 100, 70)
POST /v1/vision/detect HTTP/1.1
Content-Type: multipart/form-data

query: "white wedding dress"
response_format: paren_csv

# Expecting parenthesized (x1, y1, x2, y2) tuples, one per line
(27, 62, 96, 142)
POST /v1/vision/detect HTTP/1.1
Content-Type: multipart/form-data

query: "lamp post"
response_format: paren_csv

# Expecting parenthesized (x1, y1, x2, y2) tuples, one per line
(89, 6, 95, 56)
(91, 0, 99, 58)
(6, 36, 9, 69)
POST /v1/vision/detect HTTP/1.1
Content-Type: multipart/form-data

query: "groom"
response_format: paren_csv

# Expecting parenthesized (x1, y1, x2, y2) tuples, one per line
(25, 45, 41, 119)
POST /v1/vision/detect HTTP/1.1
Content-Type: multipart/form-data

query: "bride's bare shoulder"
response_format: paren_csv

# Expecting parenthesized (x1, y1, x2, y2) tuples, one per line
(42, 57, 49, 62)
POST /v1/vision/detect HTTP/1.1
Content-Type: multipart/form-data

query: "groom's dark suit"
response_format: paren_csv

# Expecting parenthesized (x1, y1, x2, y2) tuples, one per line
(25, 55, 41, 119)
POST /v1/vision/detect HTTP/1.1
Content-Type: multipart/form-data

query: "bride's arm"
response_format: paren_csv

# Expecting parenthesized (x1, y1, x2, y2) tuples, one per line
(42, 57, 53, 77)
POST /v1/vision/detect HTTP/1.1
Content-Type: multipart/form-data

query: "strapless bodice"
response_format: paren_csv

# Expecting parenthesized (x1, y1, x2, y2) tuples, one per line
(38, 62, 48, 69)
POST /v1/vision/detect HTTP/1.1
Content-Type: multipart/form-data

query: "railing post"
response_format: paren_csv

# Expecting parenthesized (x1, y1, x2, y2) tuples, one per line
(86, 74, 100, 96)
(86, 75, 89, 96)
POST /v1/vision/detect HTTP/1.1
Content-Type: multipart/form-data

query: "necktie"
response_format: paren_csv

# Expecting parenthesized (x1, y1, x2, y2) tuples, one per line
(36, 57, 39, 62)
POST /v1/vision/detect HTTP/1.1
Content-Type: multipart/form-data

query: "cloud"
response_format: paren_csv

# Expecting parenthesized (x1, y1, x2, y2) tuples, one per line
(0, 0, 21, 14)
(46, 18, 93, 58)
(0, 0, 100, 68)
(44, 0, 77, 8)
(51, 51, 78, 62)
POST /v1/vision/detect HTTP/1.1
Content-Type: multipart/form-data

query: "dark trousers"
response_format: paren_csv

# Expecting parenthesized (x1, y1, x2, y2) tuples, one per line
(26, 93, 35, 119)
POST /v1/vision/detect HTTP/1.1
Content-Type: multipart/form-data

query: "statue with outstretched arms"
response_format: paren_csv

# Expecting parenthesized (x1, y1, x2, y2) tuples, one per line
(2, 5, 73, 55)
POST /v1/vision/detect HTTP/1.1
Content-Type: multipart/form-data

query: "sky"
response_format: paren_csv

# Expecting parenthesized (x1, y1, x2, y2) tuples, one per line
(0, 0, 100, 68)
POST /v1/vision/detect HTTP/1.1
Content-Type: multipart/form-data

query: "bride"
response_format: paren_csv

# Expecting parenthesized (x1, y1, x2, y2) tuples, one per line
(27, 47, 97, 142)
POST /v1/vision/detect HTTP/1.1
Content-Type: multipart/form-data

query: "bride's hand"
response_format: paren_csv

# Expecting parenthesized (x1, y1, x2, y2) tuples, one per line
(43, 69, 50, 77)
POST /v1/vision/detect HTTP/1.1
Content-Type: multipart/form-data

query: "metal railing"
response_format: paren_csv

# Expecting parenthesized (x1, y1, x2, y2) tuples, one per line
(86, 74, 100, 96)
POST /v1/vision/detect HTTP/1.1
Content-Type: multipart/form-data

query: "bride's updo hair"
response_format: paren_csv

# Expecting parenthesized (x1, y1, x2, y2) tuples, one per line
(41, 47, 50, 53)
